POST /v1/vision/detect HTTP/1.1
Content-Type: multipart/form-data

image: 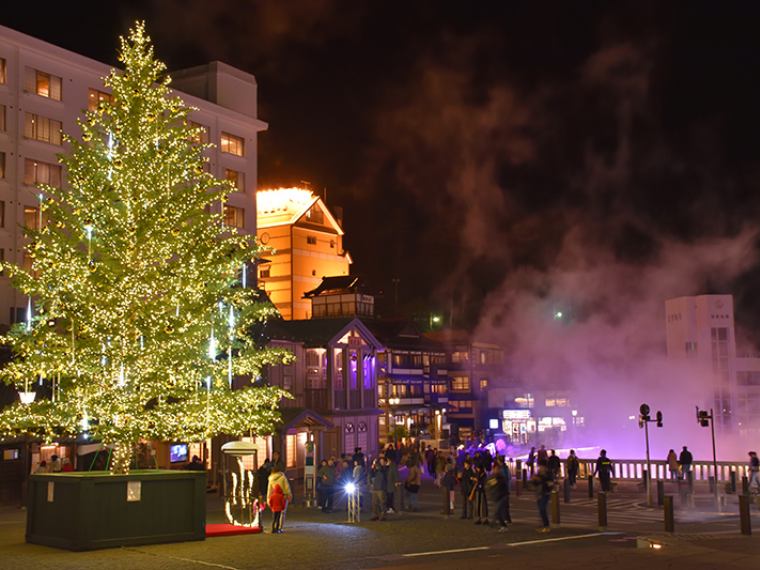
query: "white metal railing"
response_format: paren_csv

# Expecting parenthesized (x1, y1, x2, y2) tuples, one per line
(509, 458, 752, 482)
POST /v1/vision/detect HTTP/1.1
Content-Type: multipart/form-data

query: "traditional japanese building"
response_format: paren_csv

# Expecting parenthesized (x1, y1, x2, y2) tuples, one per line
(256, 188, 352, 320)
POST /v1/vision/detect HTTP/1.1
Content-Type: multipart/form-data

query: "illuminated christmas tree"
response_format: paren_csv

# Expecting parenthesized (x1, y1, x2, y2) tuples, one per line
(0, 23, 291, 474)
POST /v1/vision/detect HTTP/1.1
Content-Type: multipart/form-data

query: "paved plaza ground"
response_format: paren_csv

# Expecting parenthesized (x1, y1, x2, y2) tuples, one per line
(0, 479, 758, 569)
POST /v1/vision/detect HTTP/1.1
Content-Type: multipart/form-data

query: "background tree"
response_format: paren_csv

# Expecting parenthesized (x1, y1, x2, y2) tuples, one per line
(0, 22, 291, 474)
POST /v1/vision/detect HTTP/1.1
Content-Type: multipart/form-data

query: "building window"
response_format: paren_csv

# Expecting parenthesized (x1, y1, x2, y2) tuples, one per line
(188, 121, 209, 144)
(330, 239, 335, 248)
(35, 70, 62, 100)
(479, 378, 489, 390)
(24, 159, 62, 188)
(223, 205, 244, 229)
(0, 104, 5, 131)
(260, 267, 270, 278)
(0, 58, 6, 84)
(451, 351, 469, 363)
(451, 375, 471, 392)
(307, 235, 317, 245)
(285, 434, 296, 468)
(88, 88, 112, 111)
(24, 206, 40, 230)
(24, 113, 63, 146)
(0, 248, 4, 276)
(0, 201, 4, 228)
(224, 168, 245, 192)
(0, 152, 4, 179)
(220, 132, 244, 156)
(685, 341, 697, 353)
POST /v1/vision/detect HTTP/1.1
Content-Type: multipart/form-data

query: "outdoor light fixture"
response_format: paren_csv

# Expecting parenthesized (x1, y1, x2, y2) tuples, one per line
(345, 482, 356, 495)
(18, 391, 36, 405)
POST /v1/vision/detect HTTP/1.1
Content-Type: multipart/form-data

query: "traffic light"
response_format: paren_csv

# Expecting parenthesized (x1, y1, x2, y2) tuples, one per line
(639, 403, 650, 421)
(697, 409, 710, 427)
(656, 411, 663, 428)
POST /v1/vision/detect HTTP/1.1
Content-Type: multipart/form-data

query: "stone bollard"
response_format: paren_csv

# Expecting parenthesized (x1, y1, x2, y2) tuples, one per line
(588, 475, 595, 499)
(597, 492, 607, 530)
(563, 477, 571, 503)
(663, 495, 675, 533)
(657, 480, 665, 506)
(739, 494, 752, 535)
(742, 475, 750, 496)
(551, 490, 560, 525)
(730, 470, 737, 494)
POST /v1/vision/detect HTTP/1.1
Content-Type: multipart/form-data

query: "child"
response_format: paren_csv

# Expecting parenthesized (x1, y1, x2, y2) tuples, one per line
(268, 483, 286, 534)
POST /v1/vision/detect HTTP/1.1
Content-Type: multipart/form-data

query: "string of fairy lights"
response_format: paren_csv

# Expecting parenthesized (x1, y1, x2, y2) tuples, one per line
(0, 22, 293, 472)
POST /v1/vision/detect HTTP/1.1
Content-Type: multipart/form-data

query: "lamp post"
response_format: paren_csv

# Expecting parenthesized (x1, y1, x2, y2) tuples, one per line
(388, 397, 401, 446)
(639, 403, 663, 506)
(696, 407, 719, 509)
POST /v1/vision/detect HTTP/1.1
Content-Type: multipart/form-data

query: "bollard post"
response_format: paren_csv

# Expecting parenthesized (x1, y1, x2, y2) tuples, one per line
(597, 492, 607, 530)
(663, 495, 674, 533)
(679, 480, 689, 507)
(515, 478, 521, 497)
(739, 494, 752, 536)
(522, 468, 528, 484)
(741, 475, 750, 496)
(730, 470, 737, 494)
(551, 490, 560, 525)
(588, 475, 595, 498)
(657, 480, 664, 507)
(515, 459, 522, 476)
(708, 475, 715, 494)
(563, 477, 571, 503)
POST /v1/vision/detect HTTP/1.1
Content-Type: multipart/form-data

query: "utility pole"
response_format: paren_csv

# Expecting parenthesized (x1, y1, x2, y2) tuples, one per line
(696, 407, 720, 510)
(639, 403, 663, 507)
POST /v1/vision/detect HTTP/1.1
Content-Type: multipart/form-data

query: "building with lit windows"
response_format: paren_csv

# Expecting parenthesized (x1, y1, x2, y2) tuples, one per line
(367, 320, 450, 446)
(256, 187, 351, 320)
(0, 23, 265, 503)
(0, 25, 265, 328)
(426, 329, 505, 442)
(665, 294, 760, 433)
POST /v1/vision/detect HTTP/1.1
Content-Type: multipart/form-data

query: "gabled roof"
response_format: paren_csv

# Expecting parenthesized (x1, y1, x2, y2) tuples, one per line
(303, 276, 361, 298)
(265, 317, 384, 350)
(257, 188, 344, 235)
(365, 319, 446, 352)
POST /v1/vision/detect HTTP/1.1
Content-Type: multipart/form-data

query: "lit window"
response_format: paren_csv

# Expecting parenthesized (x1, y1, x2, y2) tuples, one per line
(451, 376, 471, 392)
(0, 248, 4, 276)
(479, 378, 488, 390)
(220, 132, 244, 156)
(223, 205, 244, 229)
(452, 351, 469, 363)
(35, 70, 62, 100)
(307, 235, 317, 245)
(24, 159, 62, 188)
(24, 206, 39, 230)
(188, 121, 209, 144)
(0, 58, 6, 84)
(224, 168, 245, 192)
(286, 434, 296, 468)
(24, 113, 63, 145)
(0, 152, 4, 179)
(88, 88, 112, 111)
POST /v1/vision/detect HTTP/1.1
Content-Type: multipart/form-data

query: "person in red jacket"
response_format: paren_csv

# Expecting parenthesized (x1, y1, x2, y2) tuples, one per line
(268, 483, 286, 534)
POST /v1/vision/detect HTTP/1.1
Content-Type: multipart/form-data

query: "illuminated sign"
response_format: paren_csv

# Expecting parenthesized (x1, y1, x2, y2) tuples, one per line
(502, 409, 531, 420)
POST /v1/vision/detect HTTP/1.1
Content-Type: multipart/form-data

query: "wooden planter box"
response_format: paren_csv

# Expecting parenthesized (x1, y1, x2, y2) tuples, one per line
(26, 470, 206, 551)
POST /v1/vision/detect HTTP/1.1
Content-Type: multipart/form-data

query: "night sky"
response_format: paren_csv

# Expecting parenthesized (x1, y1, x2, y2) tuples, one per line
(5, 2, 760, 330)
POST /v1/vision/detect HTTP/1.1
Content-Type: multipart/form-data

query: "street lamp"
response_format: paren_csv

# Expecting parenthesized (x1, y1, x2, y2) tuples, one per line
(639, 403, 663, 506)
(388, 397, 401, 445)
(696, 407, 720, 509)
(429, 313, 442, 329)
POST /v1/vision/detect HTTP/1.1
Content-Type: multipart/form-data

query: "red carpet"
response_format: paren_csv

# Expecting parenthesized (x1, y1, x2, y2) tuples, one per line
(206, 523, 263, 537)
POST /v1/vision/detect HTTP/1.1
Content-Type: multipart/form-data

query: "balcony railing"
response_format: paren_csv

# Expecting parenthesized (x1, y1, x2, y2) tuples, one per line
(305, 389, 328, 410)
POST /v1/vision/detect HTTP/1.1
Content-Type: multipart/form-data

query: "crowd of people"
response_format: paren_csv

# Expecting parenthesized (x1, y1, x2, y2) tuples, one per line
(251, 443, 760, 535)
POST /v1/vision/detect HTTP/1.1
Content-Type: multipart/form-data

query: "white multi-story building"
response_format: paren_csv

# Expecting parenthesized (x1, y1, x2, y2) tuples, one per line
(0, 25, 266, 327)
(665, 294, 760, 433)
